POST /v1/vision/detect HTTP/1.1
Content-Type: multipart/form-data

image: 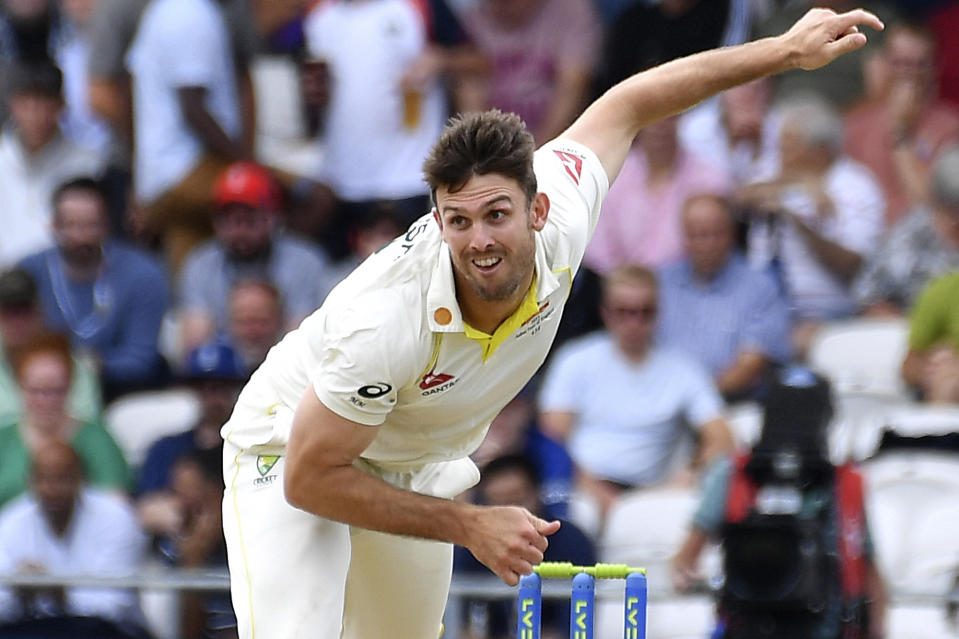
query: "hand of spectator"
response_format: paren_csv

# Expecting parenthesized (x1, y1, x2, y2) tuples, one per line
(780, 8, 883, 72)
(734, 181, 784, 217)
(400, 47, 443, 93)
(670, 555, 703, 593)
(463, 505, 560, 586)
(178, 504, 224, 567)
(138, 493, 185, 537)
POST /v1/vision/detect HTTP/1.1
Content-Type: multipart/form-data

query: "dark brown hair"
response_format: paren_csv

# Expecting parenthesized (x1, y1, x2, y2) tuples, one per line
(422, 110, 537, 206)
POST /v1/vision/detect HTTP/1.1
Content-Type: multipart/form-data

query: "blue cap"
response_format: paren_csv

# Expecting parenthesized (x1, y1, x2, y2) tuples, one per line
(186, 342, 247, 381)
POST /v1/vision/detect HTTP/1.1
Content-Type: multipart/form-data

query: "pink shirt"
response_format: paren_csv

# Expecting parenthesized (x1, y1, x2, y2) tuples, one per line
(465, 0, 601, 137)
(585, 148, 731, 273)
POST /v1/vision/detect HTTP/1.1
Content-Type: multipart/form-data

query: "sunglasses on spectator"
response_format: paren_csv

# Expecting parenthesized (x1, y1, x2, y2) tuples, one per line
(604, 304, 657, 321)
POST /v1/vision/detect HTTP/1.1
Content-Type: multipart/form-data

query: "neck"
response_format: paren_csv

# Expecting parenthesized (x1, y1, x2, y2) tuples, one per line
(45, 508, 74, 538)
(620, 344, 649, 363)
(62, 255, 103, 281)
(645, 148, 678, 180)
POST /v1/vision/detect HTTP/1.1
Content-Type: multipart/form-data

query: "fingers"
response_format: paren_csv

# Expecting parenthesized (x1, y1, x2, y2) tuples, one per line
(834, 8, 884, 34)
(828, 31, 868, 57)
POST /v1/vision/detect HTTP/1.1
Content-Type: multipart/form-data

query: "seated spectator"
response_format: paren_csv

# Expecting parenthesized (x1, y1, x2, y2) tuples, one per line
(125, 0, 255, 273)
(324, 202, 404, 288)
(0, 268, 101, 425)
(854, 146, 959, 315)
(0, 441, 149, 638)
(226, 280, 284, 373)
(137, 341, 246, 500)
(902, 270, 959, 403)
(453, 454, 595, 639)
(0, 61, 104, 266)
(302, 0, 486, 258)
(739, 97, 885, 355)
(0, 0, 69, 120)
(470, 386, 574, 519)
(845, 20, 959, 226)
(178, 162, 334, 354)
(0, 333, 129, 507)
(538, 266, 733, 530)
(658, 194, 792, 401)
(461, 0, 601, 144)
(19, 178, 170, 399)
(157, 451, 236, 639)
(584, 115, 731, 273)
(679, 78, 781, 188)
(672, 368, 887, 639)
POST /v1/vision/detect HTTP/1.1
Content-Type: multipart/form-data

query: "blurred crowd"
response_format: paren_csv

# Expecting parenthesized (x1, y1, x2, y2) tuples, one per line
(0, 0, 957, 637)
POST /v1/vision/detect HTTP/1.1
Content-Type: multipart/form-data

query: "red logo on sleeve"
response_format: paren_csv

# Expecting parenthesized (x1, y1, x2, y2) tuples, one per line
(553, 150, 584, 185)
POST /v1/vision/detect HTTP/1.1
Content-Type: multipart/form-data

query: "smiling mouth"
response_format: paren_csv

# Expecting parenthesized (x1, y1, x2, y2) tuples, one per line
(472, 256, 502, 271)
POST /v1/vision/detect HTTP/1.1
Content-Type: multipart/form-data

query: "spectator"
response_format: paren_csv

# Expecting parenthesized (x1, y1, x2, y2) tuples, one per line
(739, 97, 884, 355)
(54, 0, 112, 158)
(302, 0, 487, 259)
(679, 78, 782, 188)
(845, 20, 959, 225)
(854, 145, 959, 315)
(137, 341, 246, 499)
(0, 268, 101, 425)
(470, 387, 574, 519)
(19, 177, 170, 399)
(0, 441, 148, 638)
(585, 115, 731, 273)
(902, 270, 959, 403)
(324, 202, 404, 289)
(538, 265, 733, 532)
(0, 61, 104, 266)
(0, 333, 128, 508)
(658, 194, 792, 401)
(125, 0, 255, 273)
(0, 0, 68, 119)
(461, 0, 601, 145)
(177, 162, 334, 354)
(155, 452, 236, 639)
(672, 368, 886, 639)
(453, 454, 595, 639)
(226, 280, 283, 373)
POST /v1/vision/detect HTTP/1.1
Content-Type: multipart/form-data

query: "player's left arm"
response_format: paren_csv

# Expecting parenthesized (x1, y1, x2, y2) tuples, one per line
(557, 8, 883, 184)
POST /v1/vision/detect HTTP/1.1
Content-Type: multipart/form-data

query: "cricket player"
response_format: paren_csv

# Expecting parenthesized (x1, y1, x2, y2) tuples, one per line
(222, 8, 884, 638)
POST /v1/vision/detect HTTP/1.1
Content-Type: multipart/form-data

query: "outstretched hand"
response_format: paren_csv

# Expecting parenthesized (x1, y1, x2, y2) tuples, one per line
(782, 8, 884, 71)
(464, 505, 561, 586)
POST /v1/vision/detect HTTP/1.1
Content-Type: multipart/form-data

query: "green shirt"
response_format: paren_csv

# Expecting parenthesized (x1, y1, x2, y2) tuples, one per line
(0, 420, 130, 507)
(909, 271, 959, 351)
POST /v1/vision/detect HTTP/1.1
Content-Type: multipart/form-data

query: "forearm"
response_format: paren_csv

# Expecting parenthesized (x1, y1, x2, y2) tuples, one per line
(716, 351, 768, 397)
(237, 69, 257, 158)
(285, 458, 476, 546)
(695, 420, 735, 468)
(179, 90, 250, 162)
(790, 216, 863, 282)
(901, 349, 926, 388)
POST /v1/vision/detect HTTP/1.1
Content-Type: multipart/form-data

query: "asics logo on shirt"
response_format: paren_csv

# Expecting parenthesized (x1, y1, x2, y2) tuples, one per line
(357, 383, 392, 398)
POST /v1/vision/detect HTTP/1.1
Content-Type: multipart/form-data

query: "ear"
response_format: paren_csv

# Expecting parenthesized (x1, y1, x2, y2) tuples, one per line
(431, 207, 443, 228)
(530, 193, 550, 231)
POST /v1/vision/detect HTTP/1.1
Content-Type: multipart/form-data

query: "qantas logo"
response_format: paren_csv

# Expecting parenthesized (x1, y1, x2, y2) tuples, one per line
(553, 150, 584, 185)
(420, 369, 454, 390)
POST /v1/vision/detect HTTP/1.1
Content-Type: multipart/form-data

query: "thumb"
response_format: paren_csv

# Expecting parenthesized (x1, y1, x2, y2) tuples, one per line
(535, 518, 562, 535)
(828, 31, 868, 57)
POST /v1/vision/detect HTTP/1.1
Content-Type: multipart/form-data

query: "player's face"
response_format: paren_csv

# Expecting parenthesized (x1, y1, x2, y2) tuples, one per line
(433, 173, 548, 307)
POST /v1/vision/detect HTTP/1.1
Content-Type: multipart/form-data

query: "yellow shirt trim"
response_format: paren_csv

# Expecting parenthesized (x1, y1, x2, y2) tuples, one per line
(463, 277, 542, 362)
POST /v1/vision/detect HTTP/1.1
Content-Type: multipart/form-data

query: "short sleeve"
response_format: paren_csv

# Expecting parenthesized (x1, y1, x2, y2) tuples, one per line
(86, 0, 144, 78)
(534, 139, 610, 272)
(537, 343, 585, 414)
(310, 295, 418, 426)
(909, 275, 953, 351)
(155, 4, 230, 89)
(679, 355, 725, 428)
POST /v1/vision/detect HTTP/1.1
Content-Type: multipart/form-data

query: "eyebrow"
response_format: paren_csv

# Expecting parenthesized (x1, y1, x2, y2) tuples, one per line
(441, 195, 512, 214)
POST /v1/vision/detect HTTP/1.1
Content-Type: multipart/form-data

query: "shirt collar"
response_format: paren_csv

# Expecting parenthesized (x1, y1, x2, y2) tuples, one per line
(426, 234, 560, 333)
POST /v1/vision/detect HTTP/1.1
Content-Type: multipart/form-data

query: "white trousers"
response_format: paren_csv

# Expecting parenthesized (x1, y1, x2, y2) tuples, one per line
(223, 443, 477, 639)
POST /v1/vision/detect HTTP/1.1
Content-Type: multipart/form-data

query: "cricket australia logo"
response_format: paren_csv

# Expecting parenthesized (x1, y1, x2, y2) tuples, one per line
(254, 455, 280, 487)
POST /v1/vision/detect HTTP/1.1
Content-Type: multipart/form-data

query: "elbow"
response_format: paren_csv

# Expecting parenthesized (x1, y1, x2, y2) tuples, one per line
(283, 457, 312, 511)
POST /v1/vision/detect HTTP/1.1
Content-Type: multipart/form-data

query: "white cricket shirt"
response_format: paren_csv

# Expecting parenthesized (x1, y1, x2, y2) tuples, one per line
(222, 139, 608, 469)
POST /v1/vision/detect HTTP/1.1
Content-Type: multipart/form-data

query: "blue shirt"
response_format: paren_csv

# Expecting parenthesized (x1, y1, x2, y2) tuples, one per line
(19, 241, 170, 384)
(657, 254, 792, 378)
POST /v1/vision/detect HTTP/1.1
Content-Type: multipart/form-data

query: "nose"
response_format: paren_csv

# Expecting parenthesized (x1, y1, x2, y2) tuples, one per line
(467, 223, 496, 252)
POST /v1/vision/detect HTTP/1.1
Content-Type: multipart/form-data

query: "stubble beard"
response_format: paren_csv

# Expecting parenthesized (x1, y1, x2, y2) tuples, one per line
(466, 231, 536, 303)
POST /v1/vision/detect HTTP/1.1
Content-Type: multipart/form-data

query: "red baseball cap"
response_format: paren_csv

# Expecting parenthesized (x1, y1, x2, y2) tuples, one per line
(213, 162, 278, 211)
